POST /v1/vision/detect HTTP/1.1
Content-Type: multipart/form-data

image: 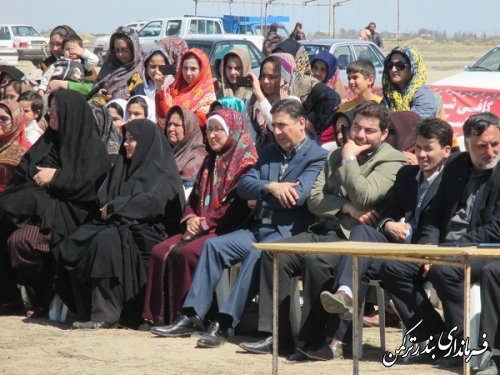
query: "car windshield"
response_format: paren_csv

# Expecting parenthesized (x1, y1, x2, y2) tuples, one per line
(468, 47, 500, 72)
(11, 26, 41, 37)
(302, 44, 329, 61)
(185, 42, 211, 57)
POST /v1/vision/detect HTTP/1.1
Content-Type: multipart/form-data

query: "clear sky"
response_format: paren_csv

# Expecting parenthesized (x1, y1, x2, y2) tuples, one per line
(2, 0, 499, 37)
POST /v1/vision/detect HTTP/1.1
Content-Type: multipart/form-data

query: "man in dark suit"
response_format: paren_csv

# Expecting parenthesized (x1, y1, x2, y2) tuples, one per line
(239, 102, 406, 360)
(380, 112, 500, 364)
(151, 99, 328, 348)
(320, 117, 453, 338)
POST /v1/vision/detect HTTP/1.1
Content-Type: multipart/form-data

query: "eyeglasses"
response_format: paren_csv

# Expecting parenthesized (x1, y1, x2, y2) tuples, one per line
(386, 61, 409, 71)
(166, 121, 183, 128)
(0, 115, 11, 124)
(206, 127, 226, 135)
(113, 48, 131, 54)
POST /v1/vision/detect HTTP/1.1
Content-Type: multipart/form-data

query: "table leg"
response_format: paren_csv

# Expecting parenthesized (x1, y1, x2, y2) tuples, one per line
(353, 255, 359, 375)
(463, 256, 471, 375)
(272, 252, 279, 375)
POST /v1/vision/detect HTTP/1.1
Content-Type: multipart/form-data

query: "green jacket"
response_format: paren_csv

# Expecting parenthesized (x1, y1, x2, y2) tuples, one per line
(307, 142, 406, 239)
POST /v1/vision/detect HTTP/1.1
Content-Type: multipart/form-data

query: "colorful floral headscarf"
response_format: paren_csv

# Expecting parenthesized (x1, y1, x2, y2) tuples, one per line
(383, 45, 428, 112)
(196, 108, 258, 213)
(0, 100, 29, 166)
(156, 36, 189, 67)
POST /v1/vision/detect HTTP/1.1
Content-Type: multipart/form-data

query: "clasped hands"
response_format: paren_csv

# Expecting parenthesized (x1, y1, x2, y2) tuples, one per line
(33, 166, 57, 187)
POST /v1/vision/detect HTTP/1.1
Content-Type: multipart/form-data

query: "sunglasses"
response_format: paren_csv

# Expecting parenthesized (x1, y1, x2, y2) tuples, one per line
(387, 61, 409, 71)
(0, 115, 11, 123)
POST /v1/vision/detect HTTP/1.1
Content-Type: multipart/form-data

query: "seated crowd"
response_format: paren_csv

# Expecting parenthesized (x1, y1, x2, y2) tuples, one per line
(0, 24, 499, 374)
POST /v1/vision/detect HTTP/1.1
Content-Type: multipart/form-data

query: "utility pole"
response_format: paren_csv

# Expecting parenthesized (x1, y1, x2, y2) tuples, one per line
(397, 0, 400, 43)
(331, 0, 350, 38)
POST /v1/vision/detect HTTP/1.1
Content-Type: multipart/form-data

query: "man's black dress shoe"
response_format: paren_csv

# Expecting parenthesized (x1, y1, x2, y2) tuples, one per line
(239, 336, 295, 357)
(196, 321, 228, 348)
(151, 314, 204, 337)
(72, 321, 117, 329)
(239, 336, 273, 354)
(298, 342, 334, 361)
(287, 349, 309, 362)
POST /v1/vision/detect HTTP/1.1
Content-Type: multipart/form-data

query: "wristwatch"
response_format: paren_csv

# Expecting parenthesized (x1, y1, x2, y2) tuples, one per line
(341, 155, 357, 165)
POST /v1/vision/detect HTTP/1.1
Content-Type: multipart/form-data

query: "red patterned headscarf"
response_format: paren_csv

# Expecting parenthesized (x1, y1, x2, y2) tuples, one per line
(196, 108, 258, 215)
(168, 48, 216, 116)
(0, 100, 30, 166)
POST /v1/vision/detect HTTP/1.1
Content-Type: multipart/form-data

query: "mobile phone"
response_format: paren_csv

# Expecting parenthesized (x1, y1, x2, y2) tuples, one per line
(340, 124, 349, 145)
(438, 242, 478, 247)
(235, 76, 253, 88)
(159, 64, 177, 76)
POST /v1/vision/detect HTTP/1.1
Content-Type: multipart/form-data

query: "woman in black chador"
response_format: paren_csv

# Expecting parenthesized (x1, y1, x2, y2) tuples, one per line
(57, 119, 184, 329)
(0, 90, 110, 317)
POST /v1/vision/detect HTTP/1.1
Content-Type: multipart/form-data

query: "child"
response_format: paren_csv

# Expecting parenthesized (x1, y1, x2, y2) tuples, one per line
(17, 91, 45, 144)
(38, 33, 99, 95)
(339, 60, 381, 112)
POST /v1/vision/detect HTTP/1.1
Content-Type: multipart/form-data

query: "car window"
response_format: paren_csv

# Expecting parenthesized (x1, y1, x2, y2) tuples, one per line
(139, 21, 162, 37)
(470, 47, 500, 72)
(353, 44, 383, 68)
(165, 21, 181, 36)
(11, 26, 41, 37)
(0, 26, 10, 40)
(185, 41, 211, 57)
(215, 42, 262, 70)
(332, 45, 353, 70)
(302, 44, 329, 61)
(239, 25, 253, 35)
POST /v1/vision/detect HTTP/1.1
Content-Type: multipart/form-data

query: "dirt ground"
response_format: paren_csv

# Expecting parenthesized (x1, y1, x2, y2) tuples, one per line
(0, 312, 464, 375)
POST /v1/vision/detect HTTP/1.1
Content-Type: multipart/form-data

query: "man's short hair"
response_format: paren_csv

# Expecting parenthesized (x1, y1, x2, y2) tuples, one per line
(463, 112, 500, 139)
(270, 98, 305, 121)
(415, 118, 453, 148)
(346, 60, 376, 82)
(353, 101, 390, 131)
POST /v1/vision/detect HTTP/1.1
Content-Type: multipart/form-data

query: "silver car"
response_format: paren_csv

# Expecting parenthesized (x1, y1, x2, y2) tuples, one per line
(299, 39, 386, 88)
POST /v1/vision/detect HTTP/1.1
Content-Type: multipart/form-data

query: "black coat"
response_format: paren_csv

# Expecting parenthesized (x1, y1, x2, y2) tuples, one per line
(418, 152, 500, 244)
(379, 164, 443, 243)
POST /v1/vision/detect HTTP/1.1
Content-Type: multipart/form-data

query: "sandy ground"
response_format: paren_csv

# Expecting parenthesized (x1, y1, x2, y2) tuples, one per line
(0, 312, 464, 375)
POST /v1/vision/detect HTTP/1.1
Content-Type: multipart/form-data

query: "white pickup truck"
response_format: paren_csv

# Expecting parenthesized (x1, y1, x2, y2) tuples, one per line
(138, 16, 264, 51)
(92, 16, 265, 63)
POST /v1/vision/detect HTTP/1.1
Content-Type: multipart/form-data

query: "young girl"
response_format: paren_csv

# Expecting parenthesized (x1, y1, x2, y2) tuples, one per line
(155, 48, 216, 130)
(125, 95, 156, 123)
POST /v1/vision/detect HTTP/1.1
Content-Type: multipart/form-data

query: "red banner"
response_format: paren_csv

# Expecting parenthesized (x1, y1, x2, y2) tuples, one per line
(431, 85, 500, 135)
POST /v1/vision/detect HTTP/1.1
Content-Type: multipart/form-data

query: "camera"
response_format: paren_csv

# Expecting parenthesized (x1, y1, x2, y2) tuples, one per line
(235, 76, 253, 88)
(159, 64, 177, 76)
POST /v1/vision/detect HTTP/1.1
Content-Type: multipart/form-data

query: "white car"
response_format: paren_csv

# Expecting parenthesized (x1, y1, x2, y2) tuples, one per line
(431, 46, 500, 133)
(0, 28, 18, 66)
(0, 24, 48, 63)
(433, 46, 500, 90)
